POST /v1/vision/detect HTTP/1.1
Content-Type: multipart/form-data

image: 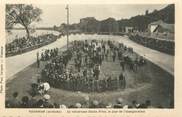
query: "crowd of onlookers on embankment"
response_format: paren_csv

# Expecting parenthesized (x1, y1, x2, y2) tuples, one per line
(6, 34, 60, 57)
(5, 32, 174, 57)
(129, 34, 174, 55)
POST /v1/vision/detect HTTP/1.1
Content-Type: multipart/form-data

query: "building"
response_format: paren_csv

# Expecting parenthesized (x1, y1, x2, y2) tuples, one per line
(125, 26, 134, 33)
(148, 20, 174, 33)
(148, 20, 174, 40)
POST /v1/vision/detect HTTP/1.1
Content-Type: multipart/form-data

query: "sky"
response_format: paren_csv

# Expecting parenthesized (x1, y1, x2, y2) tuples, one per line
(32, 4, 168, 27)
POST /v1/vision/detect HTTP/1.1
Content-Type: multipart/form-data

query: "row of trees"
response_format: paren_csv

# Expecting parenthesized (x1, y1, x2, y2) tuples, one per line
(119, 4, 174, 32)
(54, 4, 174, 33)
(6, 4, 174, 39)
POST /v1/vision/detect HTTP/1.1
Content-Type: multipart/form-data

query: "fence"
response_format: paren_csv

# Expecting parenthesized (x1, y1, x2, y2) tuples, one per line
(44, 77, 126, 93)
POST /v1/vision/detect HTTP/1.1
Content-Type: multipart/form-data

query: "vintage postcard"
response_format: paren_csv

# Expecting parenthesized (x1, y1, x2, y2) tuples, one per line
(0, 0, 181, 116)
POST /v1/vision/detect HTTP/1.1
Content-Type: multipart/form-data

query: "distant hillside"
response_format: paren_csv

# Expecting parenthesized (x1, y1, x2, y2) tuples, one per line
(118, 4, 174, 32)
(53, 4, 175, 33)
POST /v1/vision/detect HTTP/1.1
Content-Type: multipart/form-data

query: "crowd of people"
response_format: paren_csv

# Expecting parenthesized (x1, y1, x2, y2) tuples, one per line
(129, 34, 175, 55)
(39, 40, 146, 92)
(40, 48, 59, 61)
(6, 39, 173, 108)
(6, 91, 164, 108)
(6, 34, 59, 57)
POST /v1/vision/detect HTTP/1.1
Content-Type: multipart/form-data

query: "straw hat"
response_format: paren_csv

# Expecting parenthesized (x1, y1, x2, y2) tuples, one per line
(93, 100, 99, 106)
(43, 94, 50, 100)
(84, 96, 89, 102)
(106, 103, 112, 108)
(59, 104, 67, 109)
(75, 103, 82, 108)
(116, 98, 123, 104)
(123, 105, 129, 109)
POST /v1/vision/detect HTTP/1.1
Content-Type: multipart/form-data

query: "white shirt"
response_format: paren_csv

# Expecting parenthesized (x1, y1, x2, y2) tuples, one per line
(43, 82, 50, 91)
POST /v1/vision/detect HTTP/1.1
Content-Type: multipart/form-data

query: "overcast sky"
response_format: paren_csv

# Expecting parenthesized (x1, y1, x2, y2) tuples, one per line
(32, 4, 168, 27)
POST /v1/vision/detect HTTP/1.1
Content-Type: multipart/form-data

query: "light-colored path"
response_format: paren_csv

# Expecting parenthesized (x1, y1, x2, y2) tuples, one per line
(6, 34, 174, 81)
(115, 35, 174, 75)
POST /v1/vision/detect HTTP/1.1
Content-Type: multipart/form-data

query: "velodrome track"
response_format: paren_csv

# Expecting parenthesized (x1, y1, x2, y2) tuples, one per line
(6, 34, 174, 81)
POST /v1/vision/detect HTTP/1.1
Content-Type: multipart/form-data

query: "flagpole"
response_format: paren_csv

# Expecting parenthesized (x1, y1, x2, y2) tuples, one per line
(66, 4, 69, 50)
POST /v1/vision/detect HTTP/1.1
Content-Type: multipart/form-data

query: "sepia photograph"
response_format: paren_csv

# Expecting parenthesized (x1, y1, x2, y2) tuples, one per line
(5, 4, 174, 109)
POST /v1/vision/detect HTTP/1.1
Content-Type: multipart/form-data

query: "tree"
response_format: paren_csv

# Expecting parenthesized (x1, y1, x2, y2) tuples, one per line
(53, 25, 58, 31)
(6, 4, 42, 39)
(145, 10, 149, 15)
(100, 18, 118, 33)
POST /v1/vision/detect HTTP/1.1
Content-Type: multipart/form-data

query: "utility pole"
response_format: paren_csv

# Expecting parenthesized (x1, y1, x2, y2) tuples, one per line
(66, 4, 69, 50)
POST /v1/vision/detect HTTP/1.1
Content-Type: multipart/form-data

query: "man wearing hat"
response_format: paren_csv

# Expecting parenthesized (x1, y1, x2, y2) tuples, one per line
(131, 100, 140, 108)
(43, 94, 53, 108)
(43, 82, 50, 94)
(113, 98, 123, 108)
(59, 104, 67, 108)
(90, 100, 99, 108)
(81, 95, 89, 108)
(75, 103, 82, 108)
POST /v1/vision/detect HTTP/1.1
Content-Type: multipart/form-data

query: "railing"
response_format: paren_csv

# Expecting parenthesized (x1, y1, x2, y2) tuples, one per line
(44, 77, 125, 93)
